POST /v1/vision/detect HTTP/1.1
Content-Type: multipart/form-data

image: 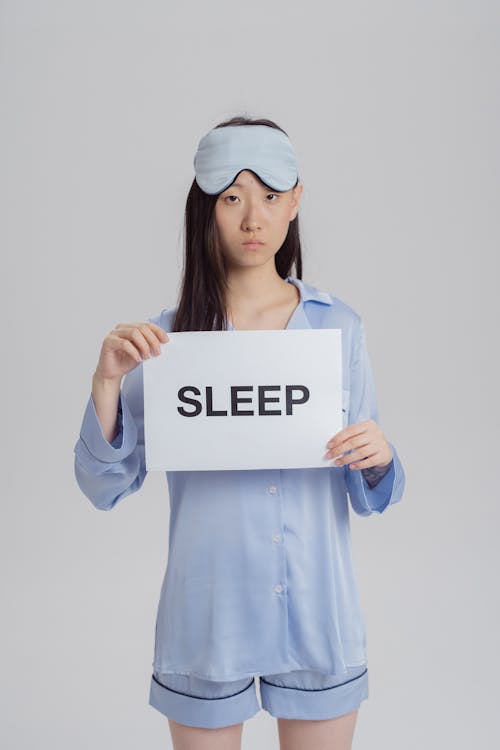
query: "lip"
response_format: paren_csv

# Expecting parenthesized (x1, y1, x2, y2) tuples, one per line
(242, 240, 264, 246)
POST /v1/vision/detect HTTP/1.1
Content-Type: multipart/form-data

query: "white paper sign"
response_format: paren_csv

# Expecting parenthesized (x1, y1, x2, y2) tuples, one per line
(142, 328, 342, 471)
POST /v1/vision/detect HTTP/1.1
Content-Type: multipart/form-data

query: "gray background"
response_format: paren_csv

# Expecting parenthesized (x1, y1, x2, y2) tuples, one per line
(2, 1, 498, 748)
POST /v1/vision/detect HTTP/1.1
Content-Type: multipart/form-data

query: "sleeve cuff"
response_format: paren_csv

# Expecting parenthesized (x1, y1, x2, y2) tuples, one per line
(78, 390, 138, 463)
(346, 441, 405, 515)
(361, 459, 393, 488)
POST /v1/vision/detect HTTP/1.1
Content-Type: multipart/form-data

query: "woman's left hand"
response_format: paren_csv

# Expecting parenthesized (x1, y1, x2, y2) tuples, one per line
(324, 419, 393, 470)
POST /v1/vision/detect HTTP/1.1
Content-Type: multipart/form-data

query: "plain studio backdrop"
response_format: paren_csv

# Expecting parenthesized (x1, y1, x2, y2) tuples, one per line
(1, 1, 498, 748)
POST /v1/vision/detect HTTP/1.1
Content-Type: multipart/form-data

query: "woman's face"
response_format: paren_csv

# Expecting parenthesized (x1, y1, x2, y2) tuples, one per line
(214, 170, 303, 270)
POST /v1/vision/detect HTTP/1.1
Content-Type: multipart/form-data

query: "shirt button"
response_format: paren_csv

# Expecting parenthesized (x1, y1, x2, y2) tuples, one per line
(272, 534, 281, 543)
(274, 584, 283, 593)
(268, 485, 278, 494)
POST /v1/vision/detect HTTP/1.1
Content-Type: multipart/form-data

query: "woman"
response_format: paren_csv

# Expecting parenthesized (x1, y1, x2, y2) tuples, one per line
(74, 115, 406, 750)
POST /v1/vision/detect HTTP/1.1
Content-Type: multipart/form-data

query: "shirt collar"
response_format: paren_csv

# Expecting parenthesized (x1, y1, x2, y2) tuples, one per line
(285, 276, 333, 306)
(283, 275, 333, 331)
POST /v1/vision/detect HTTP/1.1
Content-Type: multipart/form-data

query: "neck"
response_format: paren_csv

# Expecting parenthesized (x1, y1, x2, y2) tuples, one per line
(224, 267, 290, 309)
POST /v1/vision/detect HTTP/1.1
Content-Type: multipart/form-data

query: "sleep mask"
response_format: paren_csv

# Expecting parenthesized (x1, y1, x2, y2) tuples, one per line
(193, 124, 299, 195)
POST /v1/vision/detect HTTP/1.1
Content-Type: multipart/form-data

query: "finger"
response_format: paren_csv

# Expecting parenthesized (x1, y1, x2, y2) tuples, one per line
(348, 450, 386, 470)
(325, 431, 371, 463)
(333, 430, 371, 456)
(116, 323, 169, 352)
(107, 335, 142, 364)
(136, 323, 165, 355)
(121, 338, 143, 364)
(115, 327, 153, 360)
(333, 444, 378, 468)
(326, 420, 372, 451)
(147, 322, 170, 343)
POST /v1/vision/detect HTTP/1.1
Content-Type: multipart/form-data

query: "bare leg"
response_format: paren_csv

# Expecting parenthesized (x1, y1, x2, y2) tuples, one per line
(168, 718, 244, 750)
(277, 708, 359, 750)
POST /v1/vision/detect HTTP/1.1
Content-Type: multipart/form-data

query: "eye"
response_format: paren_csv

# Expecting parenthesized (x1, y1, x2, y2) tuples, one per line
(222, 193, 279, 204)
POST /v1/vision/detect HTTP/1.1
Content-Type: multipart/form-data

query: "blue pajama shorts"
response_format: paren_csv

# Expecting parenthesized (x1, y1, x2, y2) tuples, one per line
(149, 664, 368, 729)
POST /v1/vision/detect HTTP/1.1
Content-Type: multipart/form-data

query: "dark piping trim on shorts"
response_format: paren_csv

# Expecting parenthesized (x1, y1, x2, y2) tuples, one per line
(151, 673, 255, 701)
(260, 667, 368, 692)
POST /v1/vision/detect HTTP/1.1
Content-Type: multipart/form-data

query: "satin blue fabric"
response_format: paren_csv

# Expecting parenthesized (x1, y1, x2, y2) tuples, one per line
(149, 664, 368, 728)
(74, 276, 406, 691)
(193, 124, 299, 194)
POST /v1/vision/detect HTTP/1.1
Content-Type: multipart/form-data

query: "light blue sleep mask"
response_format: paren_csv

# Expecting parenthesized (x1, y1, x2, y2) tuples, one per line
(193, 124, 299, 195)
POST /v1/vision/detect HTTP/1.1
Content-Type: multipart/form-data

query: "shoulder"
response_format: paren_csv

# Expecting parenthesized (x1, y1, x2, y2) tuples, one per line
(298, 277, 362, 332)
(147, 305, 178, 331)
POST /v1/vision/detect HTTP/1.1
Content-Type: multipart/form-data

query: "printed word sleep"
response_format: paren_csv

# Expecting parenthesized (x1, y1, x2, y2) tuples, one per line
(177, 385, 311, 417)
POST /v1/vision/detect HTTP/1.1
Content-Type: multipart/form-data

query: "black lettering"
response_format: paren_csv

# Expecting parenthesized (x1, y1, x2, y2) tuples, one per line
(177, 384, 311, 417)
(206, 386, 228, 416)
(258, 385, 281, 415)
(285, 385, 310, 415)
(177, 386, 202, 417)
(231, 386, 254, 416)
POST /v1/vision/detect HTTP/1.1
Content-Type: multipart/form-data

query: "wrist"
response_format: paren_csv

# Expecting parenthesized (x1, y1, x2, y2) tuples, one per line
(92, 370, 122, 389)
(376, 458, 393, 468)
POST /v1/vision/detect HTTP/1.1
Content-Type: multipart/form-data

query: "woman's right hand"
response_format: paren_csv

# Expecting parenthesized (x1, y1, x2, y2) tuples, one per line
(94, 322, 170, 381)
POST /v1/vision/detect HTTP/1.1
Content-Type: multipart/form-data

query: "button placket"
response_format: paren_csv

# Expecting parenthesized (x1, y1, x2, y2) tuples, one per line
(269, 486, 282, 547)
(266, 478, 286, 597)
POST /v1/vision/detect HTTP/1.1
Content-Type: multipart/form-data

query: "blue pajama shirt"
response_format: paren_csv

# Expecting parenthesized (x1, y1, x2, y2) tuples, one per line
(74, 275, 406, 684)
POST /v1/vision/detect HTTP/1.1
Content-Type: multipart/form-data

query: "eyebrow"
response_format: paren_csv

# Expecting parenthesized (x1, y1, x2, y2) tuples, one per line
(227, 181, 271, 190)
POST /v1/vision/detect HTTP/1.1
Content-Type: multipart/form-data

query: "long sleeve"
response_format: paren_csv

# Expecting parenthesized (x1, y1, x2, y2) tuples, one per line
(73, 361, 147, 511)
(344, 317, 405, 516)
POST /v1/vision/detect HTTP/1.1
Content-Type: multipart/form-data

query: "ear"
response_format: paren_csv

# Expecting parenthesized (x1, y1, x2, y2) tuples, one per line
(289, 182, 303, 221)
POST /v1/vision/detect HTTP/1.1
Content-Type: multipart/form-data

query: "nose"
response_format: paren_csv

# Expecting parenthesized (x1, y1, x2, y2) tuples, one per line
(241, 201, 261, 231)
(244, 220, 260, 231)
